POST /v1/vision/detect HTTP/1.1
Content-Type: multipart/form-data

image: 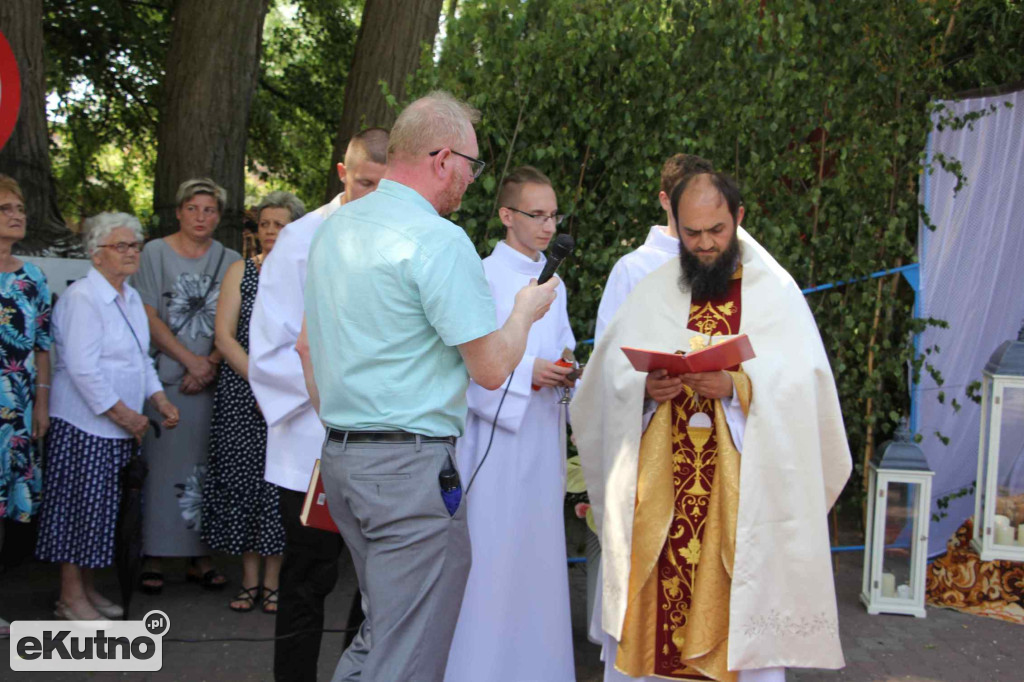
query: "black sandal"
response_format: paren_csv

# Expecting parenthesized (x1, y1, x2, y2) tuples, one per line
(138, 571, 164, 595)
(186, 558, 228, 591)
(261, 587, 279, 615)
(230, 586, 260, 613)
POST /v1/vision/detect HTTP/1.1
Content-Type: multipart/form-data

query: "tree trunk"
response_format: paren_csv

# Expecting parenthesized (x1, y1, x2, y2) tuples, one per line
(152, 0, 268, 251)
(324, 0, 445, 201)
(0, 0, 81, 256)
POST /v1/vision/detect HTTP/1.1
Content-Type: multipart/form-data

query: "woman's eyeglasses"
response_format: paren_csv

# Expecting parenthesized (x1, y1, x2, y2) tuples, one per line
(98, 241, 145, 254)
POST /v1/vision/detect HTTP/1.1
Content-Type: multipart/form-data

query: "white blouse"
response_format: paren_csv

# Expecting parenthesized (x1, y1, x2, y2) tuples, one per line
(50, 267, 163, 439)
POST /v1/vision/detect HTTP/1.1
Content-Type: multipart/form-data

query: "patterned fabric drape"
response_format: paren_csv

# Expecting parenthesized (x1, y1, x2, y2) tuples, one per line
(926, 517, 1024, 624)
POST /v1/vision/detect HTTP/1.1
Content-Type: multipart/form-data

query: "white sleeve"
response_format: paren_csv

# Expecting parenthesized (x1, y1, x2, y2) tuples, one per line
(466, 353, 536, 433)
(59, 293, 120, 415)
(721, 383, 747, 453)
(594, 258, 631, 343)
(641, 398, 658, 432)
(143, 354, 163, 398)
(248, 222, 315, 427)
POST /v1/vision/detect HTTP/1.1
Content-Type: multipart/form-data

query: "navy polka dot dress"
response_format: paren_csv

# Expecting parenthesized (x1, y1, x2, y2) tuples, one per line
(201, 258, 285, 556)
(35, 418, 135, 567)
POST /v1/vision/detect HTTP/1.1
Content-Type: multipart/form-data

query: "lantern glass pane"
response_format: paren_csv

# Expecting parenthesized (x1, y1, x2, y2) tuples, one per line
(880, 481, 919, 600)
(994, 385, 1024, 546)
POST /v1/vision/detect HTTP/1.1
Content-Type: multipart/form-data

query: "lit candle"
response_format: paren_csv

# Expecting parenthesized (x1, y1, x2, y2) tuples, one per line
(995, 525, 1016, 545)
(896, 584, 912, 600)
(881, 572, 896, 598)
(994, 514, 1011, 528)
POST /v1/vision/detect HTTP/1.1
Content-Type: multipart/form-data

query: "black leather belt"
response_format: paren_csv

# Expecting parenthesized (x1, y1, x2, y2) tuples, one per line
(327, 429, 455, 446)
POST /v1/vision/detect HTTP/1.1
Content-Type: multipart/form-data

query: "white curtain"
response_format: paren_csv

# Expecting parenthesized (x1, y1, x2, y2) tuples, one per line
(916, 88, 1024, 556)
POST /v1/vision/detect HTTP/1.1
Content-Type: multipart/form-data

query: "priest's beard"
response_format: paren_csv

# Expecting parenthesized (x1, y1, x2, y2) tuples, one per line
(678, 231, 740, 300)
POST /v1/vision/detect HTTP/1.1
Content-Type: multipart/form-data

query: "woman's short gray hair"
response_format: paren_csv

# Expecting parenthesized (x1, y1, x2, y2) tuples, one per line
(255, 191, 306, 224)
(388, 90, 481, 160)
(83, 212, 144, 256)
(176, 177, 227, 212)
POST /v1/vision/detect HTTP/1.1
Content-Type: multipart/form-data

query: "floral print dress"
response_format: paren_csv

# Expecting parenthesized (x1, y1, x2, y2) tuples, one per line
(0, 262, 52, 523)
(132, 238, 240, 556)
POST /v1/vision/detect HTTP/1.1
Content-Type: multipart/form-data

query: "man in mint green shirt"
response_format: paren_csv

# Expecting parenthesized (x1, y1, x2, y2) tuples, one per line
(304, 91, 559, 682)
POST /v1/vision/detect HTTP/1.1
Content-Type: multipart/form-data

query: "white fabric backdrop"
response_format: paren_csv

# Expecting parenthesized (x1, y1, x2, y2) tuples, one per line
(916, 88, 1024, 555)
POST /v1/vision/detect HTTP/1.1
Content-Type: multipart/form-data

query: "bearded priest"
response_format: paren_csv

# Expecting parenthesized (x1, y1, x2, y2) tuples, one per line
(570, 171, 851, 682)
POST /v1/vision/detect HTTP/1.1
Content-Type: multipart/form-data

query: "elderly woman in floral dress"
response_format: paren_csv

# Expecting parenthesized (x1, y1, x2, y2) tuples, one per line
(133, 178, 240, 593)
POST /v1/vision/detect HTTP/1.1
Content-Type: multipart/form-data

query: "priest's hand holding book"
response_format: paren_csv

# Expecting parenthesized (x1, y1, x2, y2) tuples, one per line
(630, 334, 755, 403)
(644, 369, 732, 402)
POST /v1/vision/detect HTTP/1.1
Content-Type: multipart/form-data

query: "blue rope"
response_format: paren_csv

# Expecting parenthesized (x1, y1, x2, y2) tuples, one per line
(799, 263, 919, 295)
(578, 262, 920, 345)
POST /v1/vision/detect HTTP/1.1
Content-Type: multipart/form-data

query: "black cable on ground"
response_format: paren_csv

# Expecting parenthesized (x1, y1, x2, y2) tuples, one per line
(163, 627, 357, 644)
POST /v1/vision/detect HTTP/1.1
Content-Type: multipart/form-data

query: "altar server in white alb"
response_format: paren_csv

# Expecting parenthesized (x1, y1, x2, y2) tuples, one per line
(248, 128, 388, 682)
(444, 166, 576, 682)
(572, 171, 851, 681)
(594, 153, 714, 342)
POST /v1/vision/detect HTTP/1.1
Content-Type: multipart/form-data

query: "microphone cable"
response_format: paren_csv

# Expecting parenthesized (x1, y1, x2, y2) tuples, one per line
(465, 370, 514, 494)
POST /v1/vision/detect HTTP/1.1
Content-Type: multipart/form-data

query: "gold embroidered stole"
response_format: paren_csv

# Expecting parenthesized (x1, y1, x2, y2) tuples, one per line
(617, 274, 751, 681)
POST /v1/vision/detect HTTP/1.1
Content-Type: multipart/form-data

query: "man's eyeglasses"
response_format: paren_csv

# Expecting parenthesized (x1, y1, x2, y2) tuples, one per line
(98, 241, 145, 254)
(505, 207, 566, 226)
(429, 149, 487, 180)
(0, 203, 27, 218)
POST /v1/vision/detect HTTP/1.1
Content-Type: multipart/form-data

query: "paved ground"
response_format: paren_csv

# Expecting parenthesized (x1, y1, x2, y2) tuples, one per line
(2, 516, 1021, 681)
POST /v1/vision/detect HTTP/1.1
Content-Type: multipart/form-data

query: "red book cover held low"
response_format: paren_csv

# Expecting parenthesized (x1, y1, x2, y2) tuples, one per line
(300, 459, 340, 534)
(621, 334, 755, 375)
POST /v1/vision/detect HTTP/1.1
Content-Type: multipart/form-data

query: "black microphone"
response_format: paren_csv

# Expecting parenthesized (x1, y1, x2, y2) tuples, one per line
(537, 233, 575, 284)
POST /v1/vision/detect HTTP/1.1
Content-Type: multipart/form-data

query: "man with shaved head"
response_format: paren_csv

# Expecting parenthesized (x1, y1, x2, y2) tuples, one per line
(304, 91, 559, 682)
(249, 127, 388, 682)
(573, 172, 851, 681)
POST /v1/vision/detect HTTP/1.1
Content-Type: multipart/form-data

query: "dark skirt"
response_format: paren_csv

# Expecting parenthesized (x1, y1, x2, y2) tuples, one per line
(35, 417, 135, 568)
(200, 361, 285, 556)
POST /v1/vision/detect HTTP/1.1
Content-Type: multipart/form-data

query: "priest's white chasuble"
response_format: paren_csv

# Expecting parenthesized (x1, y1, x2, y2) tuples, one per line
(572, 228, 851, 680)
(444, 241, 576, 682)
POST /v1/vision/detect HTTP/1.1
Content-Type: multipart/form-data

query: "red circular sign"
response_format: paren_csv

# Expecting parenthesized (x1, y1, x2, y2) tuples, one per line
(0, 30, 22, 154)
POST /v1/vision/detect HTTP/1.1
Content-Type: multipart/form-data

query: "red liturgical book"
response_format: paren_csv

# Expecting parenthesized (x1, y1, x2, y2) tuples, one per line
(621, 334, 755, 375)
(300, 459, 340, 534)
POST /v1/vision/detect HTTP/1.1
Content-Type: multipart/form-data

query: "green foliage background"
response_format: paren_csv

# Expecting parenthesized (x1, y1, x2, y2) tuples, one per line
(37, 0, 1024, 513)
(42, 0, 360, 222)
(412, 0, 1024, 511)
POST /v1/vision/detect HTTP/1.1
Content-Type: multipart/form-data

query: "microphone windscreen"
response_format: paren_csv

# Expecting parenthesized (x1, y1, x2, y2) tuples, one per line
(549, 233, 575, 259)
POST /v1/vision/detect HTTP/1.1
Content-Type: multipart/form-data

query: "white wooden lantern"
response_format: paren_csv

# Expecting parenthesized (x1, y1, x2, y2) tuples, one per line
(971, 323, 1024, 561)
(861, 420, 934, 617)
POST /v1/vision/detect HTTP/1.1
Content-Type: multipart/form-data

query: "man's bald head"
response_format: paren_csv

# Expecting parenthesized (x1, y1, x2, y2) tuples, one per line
(383, 91, 482, 216)
(670, 171, 743, 230)
(388, 91, 480, 162)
